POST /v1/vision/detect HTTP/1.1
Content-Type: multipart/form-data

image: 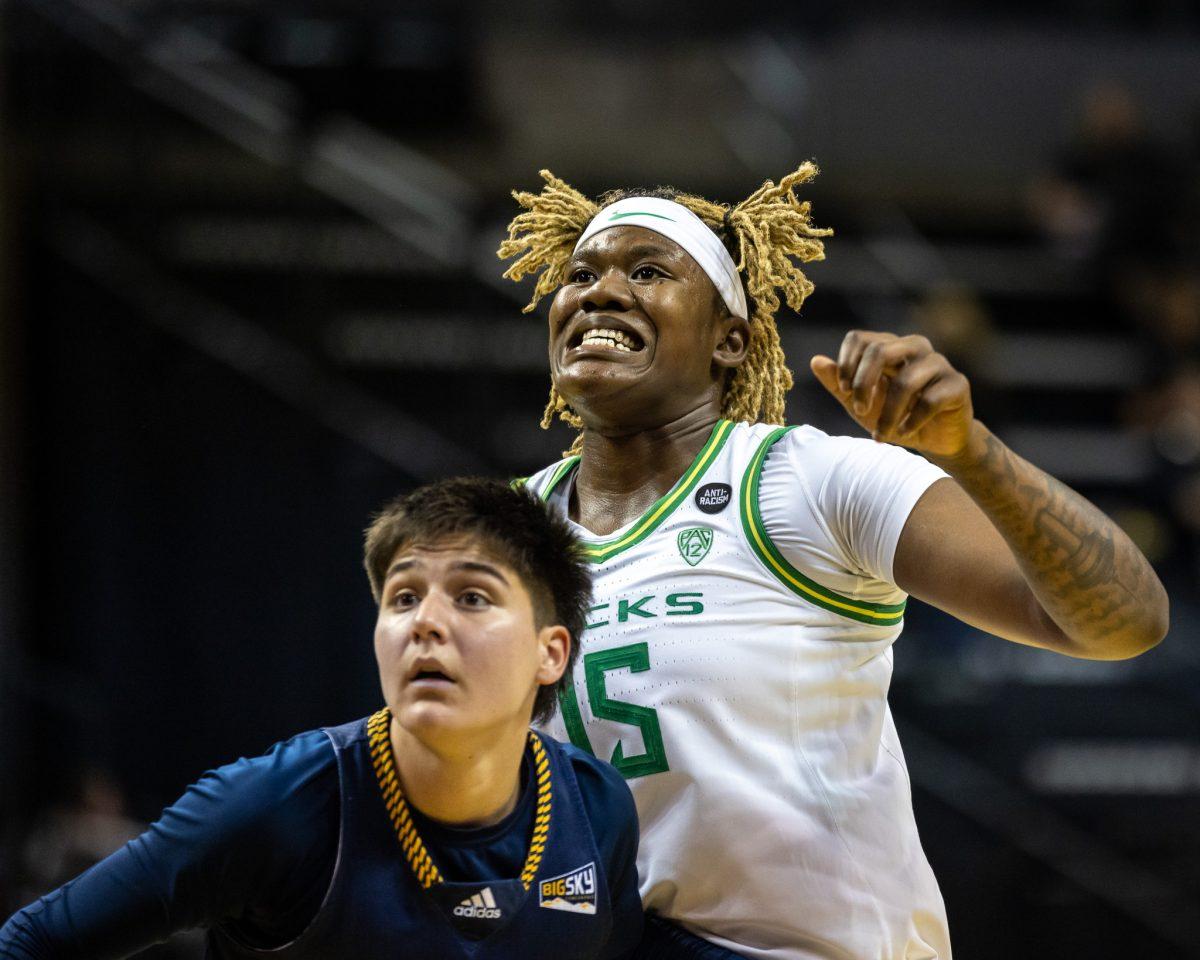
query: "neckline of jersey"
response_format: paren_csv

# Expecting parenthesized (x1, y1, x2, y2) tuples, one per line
(542, 419, 735, 564)
(365, 708, 553, 891)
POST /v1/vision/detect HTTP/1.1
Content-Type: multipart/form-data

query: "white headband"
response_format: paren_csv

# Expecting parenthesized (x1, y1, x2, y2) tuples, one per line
(573, 197, 748, 320)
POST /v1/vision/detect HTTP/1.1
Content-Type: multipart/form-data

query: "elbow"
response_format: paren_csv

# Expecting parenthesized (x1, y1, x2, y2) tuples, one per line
(1109, 627, 1165, 661)
(1048, 587, 1170, 661)
(1090, 591, 1170, 661)
(1130, 579, 1171, 657)
(1131, 590, 1170, 657)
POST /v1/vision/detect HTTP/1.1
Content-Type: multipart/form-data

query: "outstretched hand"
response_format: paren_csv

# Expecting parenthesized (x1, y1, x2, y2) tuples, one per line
(810, 331, 975, 460)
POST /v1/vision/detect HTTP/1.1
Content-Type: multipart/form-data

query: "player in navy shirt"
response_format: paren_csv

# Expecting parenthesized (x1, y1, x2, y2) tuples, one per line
(1, 478, 643, 959)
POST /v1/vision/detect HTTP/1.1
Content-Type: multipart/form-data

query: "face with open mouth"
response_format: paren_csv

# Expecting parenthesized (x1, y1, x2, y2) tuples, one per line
(548, 225, 748, 429)
(374, 536, 567, 741)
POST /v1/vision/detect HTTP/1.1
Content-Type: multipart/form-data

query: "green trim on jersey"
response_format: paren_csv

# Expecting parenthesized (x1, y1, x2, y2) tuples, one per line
(740, 427, 907, 626)
(539, 420, 734, 565)
(536, 457, 581, 502)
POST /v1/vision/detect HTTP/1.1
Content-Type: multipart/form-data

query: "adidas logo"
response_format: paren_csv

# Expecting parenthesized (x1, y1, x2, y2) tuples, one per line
(452, 887, 502, 920)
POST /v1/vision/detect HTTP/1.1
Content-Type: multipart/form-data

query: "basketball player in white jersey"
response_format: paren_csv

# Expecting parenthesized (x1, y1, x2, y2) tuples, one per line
(496, 165, 1168, 960)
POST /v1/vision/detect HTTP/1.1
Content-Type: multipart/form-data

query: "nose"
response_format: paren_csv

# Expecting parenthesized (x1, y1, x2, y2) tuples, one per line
(410, 591, 451, 645)
(582, 267, 635, 313)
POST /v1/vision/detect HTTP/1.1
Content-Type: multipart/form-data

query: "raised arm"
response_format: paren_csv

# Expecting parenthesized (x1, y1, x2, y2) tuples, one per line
(810, 332, 1168, 660)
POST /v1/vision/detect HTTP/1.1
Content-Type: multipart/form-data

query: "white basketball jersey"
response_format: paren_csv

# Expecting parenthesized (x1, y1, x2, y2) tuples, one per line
(526, 419, 951, 960)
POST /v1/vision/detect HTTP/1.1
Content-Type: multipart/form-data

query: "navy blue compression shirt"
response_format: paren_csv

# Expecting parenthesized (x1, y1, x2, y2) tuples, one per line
(0, 719, 642, 960)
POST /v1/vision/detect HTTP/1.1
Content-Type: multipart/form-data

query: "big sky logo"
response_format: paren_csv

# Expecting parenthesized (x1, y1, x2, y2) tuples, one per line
(539, 862, 598, 915)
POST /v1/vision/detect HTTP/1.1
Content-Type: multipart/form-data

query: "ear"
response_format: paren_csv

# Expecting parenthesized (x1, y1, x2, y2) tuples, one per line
(713, 313, 751, 370)
(534, 625, 571, 686)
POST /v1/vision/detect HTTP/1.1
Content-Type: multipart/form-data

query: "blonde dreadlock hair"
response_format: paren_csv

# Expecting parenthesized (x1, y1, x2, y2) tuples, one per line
(497, 163, 831, 445)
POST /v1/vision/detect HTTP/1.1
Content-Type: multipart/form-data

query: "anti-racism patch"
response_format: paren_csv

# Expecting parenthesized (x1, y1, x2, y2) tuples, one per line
(695, 482, 732, 514)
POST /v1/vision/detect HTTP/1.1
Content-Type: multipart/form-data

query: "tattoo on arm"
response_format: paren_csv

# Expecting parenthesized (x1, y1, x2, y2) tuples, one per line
(946, 430, 1162, 651)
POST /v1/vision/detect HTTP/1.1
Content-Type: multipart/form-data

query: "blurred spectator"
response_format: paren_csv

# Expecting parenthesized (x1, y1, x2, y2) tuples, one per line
(1028, 83, 1189, 277)
(1034, 82, 1200, 589)
(908, 283, 995, 374)
(20, 766, 143, 898)
(16, 766, 203, 958)
(1125, 362, 1200, 585)
(1119, 267, 1200, 588)
(1121, 266, 1200, 366)
(908, 282, 1000, 420)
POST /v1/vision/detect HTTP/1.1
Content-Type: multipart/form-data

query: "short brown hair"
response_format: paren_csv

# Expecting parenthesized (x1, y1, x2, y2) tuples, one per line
(364, 477, 592, 725)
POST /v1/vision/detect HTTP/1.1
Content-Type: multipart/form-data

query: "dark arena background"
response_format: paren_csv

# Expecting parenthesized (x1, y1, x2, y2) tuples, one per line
(3, 1, 1200, 956)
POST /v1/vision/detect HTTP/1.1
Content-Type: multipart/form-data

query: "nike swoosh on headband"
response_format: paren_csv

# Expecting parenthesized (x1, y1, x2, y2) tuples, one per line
(607, 211, 676, 222)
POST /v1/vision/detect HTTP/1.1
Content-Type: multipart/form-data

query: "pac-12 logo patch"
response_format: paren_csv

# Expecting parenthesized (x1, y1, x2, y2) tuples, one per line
(694, 482, 732, 514)
(539, 862, 597, 915)
(677, 527, 714, 566)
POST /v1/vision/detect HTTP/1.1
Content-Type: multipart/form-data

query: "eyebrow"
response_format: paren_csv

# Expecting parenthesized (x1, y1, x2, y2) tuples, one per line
(385, 558, 511, 584)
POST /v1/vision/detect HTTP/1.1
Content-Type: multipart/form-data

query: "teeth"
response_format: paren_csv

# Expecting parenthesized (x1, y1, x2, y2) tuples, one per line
(580, 327, 637, 351)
